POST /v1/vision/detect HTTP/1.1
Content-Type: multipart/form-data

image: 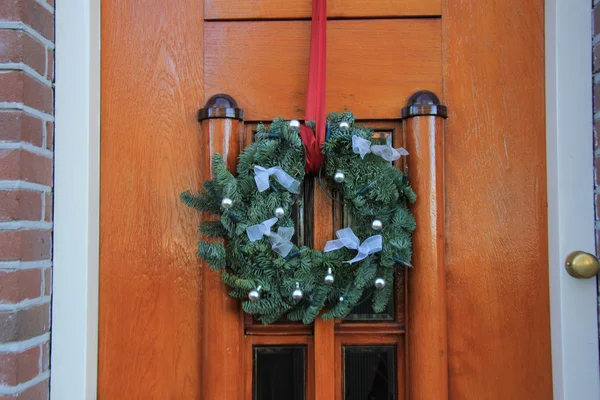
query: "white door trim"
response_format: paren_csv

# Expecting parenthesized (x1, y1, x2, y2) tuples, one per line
(50, 0, 100, 399)
(50, 0, 597, 398)
(546, 0, 600, 398)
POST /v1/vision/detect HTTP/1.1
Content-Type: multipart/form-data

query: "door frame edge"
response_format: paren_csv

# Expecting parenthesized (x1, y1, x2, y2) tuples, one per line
(51, 0, 101, 399)
(545, 0, 600, 398)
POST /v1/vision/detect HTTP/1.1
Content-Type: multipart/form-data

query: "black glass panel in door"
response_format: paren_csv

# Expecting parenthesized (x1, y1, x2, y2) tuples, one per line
(253, 346, 306, 400)
(343, 131, 395, 321)
(344, 346, 396, 400)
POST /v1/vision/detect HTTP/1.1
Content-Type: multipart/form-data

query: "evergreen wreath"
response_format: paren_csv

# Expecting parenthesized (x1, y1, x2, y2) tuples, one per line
(181, 111, 416, 324)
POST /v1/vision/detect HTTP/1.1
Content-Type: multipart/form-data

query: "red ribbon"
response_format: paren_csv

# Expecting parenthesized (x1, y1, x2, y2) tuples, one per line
(300, 0, 327, 174)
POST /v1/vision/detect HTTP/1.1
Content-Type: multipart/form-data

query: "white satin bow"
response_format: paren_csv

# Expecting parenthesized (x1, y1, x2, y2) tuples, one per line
(246, 217, 295, 257)
(254, 165, 301, 194)
(324, 227, 382, 264)
(352, 135, 408, 162)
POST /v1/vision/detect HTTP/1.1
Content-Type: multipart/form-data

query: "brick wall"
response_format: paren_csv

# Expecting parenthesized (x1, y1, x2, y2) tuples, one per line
(0, 0, 54, 399)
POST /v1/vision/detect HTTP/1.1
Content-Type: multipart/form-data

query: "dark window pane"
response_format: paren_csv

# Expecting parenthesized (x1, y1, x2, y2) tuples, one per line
(344, 346, 396, 400)
(253, 346, 306, 400)
(345, 287, 395, 321)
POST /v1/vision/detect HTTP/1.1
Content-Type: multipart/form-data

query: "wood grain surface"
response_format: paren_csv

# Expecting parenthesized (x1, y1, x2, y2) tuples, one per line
(442, 0, 553, 398)
(199, 118, 245, 399)
(205, 0, 441, 20)
(404, 116, 448, 400)
(204, 20, 441, 121)
(98, 1, 204, 398)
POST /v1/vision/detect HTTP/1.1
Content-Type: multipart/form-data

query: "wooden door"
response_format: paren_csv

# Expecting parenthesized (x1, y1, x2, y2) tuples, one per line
(99, 0, 552, 399)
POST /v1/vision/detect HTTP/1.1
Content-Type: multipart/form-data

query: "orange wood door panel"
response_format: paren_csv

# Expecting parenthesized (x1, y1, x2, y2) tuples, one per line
(98, 1, 205, 399)
(205, 0, 441, 20)
(443, 0, 552, 398)
(204, 19, 442, 121)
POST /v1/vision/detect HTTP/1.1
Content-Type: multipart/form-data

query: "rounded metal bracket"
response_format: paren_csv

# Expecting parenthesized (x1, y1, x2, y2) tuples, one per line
(198, 94, 244, 122)
(401, 90, 448, 119)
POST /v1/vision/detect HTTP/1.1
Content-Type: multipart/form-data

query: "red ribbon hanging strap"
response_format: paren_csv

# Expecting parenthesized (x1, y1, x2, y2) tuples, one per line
(300, 0, 327, 174)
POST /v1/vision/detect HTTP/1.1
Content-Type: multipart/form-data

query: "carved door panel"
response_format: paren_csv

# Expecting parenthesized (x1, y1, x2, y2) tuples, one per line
(99, 1, 552, 399)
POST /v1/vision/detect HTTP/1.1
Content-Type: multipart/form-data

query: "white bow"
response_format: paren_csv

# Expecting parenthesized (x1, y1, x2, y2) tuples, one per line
(246, 217, 295, 257)
(254, 165, 301, 194)
(324, 227, 382, 264)
(352, 135, 408, 162)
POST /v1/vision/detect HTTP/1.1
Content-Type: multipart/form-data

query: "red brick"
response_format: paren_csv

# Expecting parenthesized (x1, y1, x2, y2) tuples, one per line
(0, 30, 46, 77)
(595, 44, 600, 74)
(0, 190, 42, 222)
(595, 120, 600, 152)
(45, 48, 52, 81)
(0, 268, 42, 303)
(0, 150, 53, 186)
(595, 157, 600, 187)
(44, 121, 52, 151)
(0, 346, 40, 386)
(17, 377, 49, 400)
(0, 230, 51, 261)
(0, 72, 53, 114)
(0, 0, 54, 41)
(45, 0, 53, 8)
(0, 303, 50, 342)
(42, 268, 50, 296)
(41, 341, 48, 372)
(595, 84, 600, 114)
(43, 192, 50, 222)
(0, 112, 44, 147)
(596, 6, 600, 37)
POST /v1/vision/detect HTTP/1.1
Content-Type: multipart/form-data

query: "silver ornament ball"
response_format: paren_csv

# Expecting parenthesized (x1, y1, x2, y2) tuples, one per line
(324, 268, 335, 285)
(289, 119, 300, 128)
(292, 289, 304, 301)
(339, 121, 350, 130)
(248, 289, 260, 301)
(333, 170, 345, 183)
(371, 219, 383, 231)
(339, 296, 344, 302)
(221, 197, 233, 209)
(374, 278, 386, 290)
(274, 207, 285, 218)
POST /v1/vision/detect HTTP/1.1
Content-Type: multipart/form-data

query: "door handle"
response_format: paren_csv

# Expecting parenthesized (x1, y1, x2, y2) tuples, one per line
(565, 251, 600, 279)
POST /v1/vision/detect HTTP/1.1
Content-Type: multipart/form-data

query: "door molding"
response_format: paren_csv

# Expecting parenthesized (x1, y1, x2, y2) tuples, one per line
(51, 0, 596, 398)
(546, 0, 600, 398)
(51, 0, 100, 399)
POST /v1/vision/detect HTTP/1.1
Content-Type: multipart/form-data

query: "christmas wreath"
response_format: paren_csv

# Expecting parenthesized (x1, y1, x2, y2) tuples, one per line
(181, 111, 416, 324)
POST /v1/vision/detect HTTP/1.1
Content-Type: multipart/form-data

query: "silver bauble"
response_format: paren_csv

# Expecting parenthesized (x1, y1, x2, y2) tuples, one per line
(292, 289, 304, 301)
(292, 282, 303, 300)
(289, 120, 301, 128)
(221, 197, 233, 209)
(333, 170, 345, 183)
(339, 121, 350, 130)
(324, 268, 335, 285)
(274, 207, 285, 218)
(374, 278, 386, 290)
(371, 219, 383, 231)
(339, 296, 344, 302)
(248, 289, 260, 301)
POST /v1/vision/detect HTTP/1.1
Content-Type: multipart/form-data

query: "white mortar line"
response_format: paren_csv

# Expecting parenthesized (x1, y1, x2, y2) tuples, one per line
(0, 63, 52, 87)
(0, 333, 50, 352)
(0, 371, 49, 395)
(33, 0, 54, 14)
(0, 181, 51, 192)
(0, 260, 52, 270)
(0, 22, 54, 49)
(0, 102, 53, 121)
(0, 296, 51, 311)
(0, 221, 53, 231)
(0, 142, 54, 158)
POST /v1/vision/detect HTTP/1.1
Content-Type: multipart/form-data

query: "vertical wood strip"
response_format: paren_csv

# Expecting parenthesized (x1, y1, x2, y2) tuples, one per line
(98, 1, 204, 397)
(404, 116, 448, 400)
(199, 117, 244, 399)
(312, 176, 335, 400)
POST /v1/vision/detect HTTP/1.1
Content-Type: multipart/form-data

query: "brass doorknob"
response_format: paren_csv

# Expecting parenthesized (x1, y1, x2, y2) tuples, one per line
(565, 251, 600, 279)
